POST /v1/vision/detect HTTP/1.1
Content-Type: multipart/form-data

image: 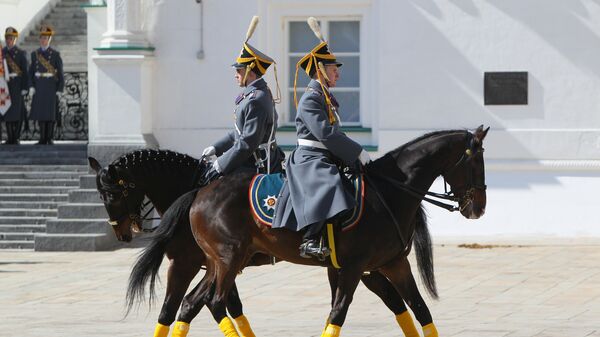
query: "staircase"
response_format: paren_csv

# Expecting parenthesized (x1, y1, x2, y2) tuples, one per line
(0, 164, 86, 249)
(21, 0, 89, 72)
(0, 144, 88, 165)
(0, 164, 123, 251)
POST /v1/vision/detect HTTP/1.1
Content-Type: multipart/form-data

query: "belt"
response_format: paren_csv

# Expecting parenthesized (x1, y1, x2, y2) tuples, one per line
(35, 72, 55, 78)
(297, 139, 327, 150)
(8, 73, 20, 78)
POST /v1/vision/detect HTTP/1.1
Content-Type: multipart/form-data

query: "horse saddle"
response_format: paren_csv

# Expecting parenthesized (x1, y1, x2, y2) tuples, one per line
(248, 173, 365, 232)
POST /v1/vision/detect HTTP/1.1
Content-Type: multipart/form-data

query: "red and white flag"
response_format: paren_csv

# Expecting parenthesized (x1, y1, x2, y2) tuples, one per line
(0, 46, 12, 116)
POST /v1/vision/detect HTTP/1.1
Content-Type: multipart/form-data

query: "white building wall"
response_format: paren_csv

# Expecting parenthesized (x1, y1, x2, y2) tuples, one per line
(92, 0, 600, 236)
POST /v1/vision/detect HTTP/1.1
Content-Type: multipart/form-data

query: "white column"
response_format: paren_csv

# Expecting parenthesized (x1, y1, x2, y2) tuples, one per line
(100, 0, 149, 48)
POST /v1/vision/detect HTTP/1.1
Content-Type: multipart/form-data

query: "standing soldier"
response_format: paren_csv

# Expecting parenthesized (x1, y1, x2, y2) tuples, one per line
(273, 17, 371, 259)
(29, 26, 63, 145)
(200, 16, 284, 184)
(1, 27, 29, 144)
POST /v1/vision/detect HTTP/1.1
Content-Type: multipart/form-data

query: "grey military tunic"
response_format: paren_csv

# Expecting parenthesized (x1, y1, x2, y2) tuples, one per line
(213, 77, 284, 174)
(273, 79, 363, 231)
(1, 46, 28, 122)
(28, 47, 64, 121)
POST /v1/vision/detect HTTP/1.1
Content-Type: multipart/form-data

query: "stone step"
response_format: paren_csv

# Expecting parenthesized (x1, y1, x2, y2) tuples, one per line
(0, 144, 87, 152)
(0, 216, 48, 224)
(46, 219, 108, 234)
(0, 201, 59, 209)
(0, 186, 75, 194)
(0, 232, 35, 241)
(0, 240, 34, 249)
(0, 179, 79, 187)
(0, 194, 68, 202)
(0, 165, 87, 172)
(0, 172, 84, 179)
(0, 158, 88, 165)
(68, 189, 101, 203)
(79, 175, 96, 189)
(0, 153, 88, 161)
(57, 203, 106, 219)
(0, 209, 57, 217)
(0, 224, 46, 233)
(64, 63, 88, 72)
(34, 233, 121, 251)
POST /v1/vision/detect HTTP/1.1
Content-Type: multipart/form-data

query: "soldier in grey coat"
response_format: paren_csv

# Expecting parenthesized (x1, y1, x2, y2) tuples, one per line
(28, 26, 64, 145)
(274, 19, 370, 259)
(1, 27, 28, 144)
(201, 16, 284, 184)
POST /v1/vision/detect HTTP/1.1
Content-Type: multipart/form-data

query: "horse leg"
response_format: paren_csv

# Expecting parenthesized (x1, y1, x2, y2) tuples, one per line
(227, 283, 256, 337)
(380, 257, 438, 337)
(323, 267, 363, 337)
(153, 259, 201, 337)
(170, 271, 215, 337)
(360, 270, 419, 337)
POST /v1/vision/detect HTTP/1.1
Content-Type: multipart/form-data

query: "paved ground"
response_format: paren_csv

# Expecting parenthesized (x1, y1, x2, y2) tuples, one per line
(1, 237, 599, 337)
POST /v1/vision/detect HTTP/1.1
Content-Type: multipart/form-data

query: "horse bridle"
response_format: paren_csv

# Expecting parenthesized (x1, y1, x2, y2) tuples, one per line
(104, 178, 158, 233)
(368, 132, 486, 213)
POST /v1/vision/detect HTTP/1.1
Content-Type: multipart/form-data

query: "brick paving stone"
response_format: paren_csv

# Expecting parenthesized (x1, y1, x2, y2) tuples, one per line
(1, 238, 599, 336)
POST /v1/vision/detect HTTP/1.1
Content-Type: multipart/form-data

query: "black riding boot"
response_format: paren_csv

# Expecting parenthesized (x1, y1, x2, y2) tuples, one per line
(46, 121, 55, 145)
(37, 122, 47, 145)
(0, 122, 4, 144)
(7, 122, 20, 144)
(299, 221, 330, 260)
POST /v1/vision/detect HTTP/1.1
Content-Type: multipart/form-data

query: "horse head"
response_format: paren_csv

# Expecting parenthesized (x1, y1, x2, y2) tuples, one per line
(89, 157, 146, 242)
(440, 125, 489, 219)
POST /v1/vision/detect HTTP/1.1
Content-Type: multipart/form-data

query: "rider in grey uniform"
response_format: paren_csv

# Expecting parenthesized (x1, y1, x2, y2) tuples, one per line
(201, 16, 284, 184)
(1, 27, 28, 144)
(285, 18, 371, 259)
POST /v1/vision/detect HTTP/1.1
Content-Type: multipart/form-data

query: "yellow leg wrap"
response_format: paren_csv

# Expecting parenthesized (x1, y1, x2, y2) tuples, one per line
(218, 317, 240, 337)
(153, 323, 170, 337)
(321, 319, 330, 336)
(233, 315, 256, 337)
(423, 322, 439, 337)
(396, 311, 420, 337)
(171, 321, 190, 337)
(321, 324, 341, 337)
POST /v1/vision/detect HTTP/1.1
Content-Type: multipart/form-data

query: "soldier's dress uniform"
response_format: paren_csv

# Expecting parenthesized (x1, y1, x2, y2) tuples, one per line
(273, 18, 370, 259)
(1, 27, 29, 144)
(201, 16, 284, 184)
(28, 26, 64, 145)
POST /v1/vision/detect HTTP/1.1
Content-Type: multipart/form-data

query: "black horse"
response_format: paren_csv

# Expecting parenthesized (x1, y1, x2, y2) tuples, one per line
(180, 127, 488, 336)
(90, 149, 439, 337)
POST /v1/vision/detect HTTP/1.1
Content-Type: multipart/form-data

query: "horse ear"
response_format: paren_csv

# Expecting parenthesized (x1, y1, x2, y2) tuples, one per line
(474, 126, 490, 143)
(88, 157, 102, 174)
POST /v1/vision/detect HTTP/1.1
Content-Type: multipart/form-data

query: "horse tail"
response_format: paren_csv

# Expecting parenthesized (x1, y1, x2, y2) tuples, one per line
(413, 204, 438, 299)
(125, 188, 198, 315)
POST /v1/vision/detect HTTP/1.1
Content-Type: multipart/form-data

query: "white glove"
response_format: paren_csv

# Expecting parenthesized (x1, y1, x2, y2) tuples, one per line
(358, 149, 371, 166)
(21, 90, 28, 96)
(202, 146, 216, 157)
(29, 87, 35, 96)
(213, 160, 221, 173)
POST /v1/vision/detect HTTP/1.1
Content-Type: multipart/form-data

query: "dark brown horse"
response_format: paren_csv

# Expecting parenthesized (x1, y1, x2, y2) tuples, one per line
(184, 127, 488, 336)
(90, 149, 438, 337)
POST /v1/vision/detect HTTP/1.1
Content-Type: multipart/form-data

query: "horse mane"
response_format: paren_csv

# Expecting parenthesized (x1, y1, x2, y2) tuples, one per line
(110, 149, 200, 170)
(100, 149, 203, 192)
(375, 129, 468, 165)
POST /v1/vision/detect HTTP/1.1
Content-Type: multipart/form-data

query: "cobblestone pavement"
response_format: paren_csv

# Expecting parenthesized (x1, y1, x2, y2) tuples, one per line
(1, 238, 599, 337)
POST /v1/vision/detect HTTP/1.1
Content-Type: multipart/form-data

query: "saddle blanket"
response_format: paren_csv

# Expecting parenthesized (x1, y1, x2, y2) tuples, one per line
(249, 173, 365, 231)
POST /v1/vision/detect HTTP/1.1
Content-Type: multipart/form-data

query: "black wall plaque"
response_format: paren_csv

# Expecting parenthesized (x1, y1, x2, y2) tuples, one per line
(484, 71, 528, 105)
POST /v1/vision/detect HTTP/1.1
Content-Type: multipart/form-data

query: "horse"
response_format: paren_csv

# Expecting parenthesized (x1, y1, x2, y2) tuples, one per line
(181, 126, 489, 337)
(90, 149, 439, 337)
(89, 150, 264, 337)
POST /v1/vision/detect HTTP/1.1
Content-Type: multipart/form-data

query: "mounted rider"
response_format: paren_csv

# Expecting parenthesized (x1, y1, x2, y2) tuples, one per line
(201, 16, 285, 184)
(279, 17, 371, 259)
